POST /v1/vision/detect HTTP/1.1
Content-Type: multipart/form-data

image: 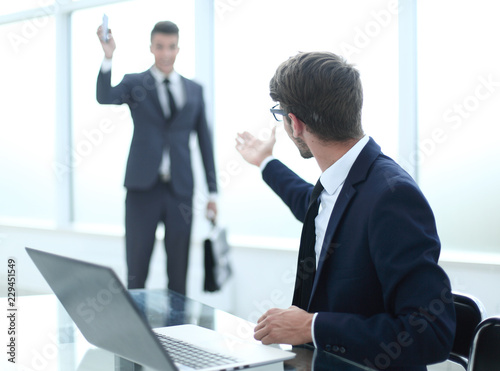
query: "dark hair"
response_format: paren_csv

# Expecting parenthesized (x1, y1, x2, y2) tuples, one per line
(151, 21, 179, 41)
(269, 51, 364, 142)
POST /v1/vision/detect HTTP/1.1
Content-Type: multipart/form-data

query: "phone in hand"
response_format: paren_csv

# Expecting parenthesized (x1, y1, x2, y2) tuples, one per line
(102, 14, 109, 42)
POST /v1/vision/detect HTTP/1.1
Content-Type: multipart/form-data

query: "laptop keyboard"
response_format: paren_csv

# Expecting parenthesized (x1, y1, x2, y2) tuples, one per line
(156, 333, 240, 370)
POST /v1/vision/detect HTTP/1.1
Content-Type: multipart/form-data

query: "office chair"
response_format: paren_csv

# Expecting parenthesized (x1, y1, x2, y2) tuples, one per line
(449, 292, 485, 369)
(467, 316, 500, 371)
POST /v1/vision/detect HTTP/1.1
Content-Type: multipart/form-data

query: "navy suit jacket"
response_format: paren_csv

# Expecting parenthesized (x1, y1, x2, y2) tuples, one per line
(262, 138, 455, 370)
(97, 69, 217, 199)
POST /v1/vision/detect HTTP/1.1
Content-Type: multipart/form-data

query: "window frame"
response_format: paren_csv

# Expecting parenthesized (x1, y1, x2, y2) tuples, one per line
(0, 0, 214, 229)
(0, 0, 419, 237)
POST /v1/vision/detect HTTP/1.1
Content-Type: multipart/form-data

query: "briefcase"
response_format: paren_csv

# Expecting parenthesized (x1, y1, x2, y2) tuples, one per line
(203, 224, 232, 292)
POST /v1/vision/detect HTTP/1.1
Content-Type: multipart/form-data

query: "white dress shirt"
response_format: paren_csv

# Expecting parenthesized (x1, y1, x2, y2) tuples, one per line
(310, 135, 369, 347)
(149, 66, 186, 181)
(101, 59, 186, 181)
(149, 65, 186, 116)
(100, 59, 217, 202)
(102, 58, 186, 110)
(260, 135, 370, 347)
(314, 135, 369, 267)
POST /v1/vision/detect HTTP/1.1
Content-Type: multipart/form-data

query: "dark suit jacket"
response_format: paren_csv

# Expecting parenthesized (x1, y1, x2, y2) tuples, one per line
(97, 69, 217, 199)
(262, 138, 455, 370)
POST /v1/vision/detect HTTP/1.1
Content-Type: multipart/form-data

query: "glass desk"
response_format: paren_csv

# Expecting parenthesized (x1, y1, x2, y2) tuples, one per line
(2, 290, 374, 371)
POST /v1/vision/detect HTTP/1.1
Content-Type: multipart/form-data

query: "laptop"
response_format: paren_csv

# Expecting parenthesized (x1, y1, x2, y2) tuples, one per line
(26, 248, 295, 371)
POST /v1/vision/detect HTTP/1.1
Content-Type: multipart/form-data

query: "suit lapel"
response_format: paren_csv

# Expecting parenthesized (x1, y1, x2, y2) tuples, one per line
(143, 70, 165, 120)
(180, 77, 193, 113)
(181, 76, 192, 102)
(167, 77, 196, 125)
(307, 138, 382, 309)
(308, 183, 356, 308)
(145, 71, 195, 122)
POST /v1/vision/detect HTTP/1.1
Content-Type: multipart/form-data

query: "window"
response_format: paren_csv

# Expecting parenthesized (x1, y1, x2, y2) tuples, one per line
(417, 0, 500, 253)
(3, 0, 498, 255)
(0, 19, 57, 222)
(0, 0, 53, 17)
(214, 0, 399, 240)
(70, 0, 195, 227)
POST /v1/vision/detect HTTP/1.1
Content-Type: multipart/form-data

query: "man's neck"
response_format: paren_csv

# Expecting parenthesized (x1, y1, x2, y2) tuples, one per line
(152, 64, 175, 77)
(311, 136, 364, 172)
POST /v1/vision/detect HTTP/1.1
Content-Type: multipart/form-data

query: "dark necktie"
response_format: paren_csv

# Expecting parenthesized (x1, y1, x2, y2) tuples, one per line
(163, 78, 177, 119)
(292, 179, 324, 310)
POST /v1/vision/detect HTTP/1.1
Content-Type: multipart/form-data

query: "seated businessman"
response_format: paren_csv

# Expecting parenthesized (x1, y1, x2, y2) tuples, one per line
(235, 51, 456, 370)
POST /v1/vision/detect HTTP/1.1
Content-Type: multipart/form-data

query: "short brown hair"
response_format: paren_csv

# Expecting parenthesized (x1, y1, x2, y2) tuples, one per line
(269, 52, 364, 142)
(151, 21, 179, 41)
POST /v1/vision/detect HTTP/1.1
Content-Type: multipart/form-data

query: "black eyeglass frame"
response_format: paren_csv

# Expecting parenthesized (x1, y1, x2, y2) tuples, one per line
(270, 104, 286, 122)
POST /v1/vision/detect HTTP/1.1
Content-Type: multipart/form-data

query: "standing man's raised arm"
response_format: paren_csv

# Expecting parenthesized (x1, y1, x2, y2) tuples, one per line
(96, 24, 116, 60)
(95, 25, 129, 105)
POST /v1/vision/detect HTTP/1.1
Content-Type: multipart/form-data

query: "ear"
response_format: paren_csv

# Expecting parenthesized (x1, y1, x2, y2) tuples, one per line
(288, 113, 306, 138)
(150, 44, 153, 54)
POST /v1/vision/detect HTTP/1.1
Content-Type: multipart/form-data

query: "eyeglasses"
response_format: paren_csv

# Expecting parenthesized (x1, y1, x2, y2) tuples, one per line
(270, 104, 286, 122)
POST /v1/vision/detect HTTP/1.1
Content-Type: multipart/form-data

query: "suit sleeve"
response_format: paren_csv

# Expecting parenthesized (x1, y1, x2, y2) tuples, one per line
(261, 159, 314, 223)
(194, 87, 218, 194)
(96, 69, 132, 105)
(313, 181, 456, 367)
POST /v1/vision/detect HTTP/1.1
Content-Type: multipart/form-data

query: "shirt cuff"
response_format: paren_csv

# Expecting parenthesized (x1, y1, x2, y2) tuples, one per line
(259, 156, 275, 172)
(208, 192, 218, 203)
(311, 312, 319, 348)
(101, 57, 112, 73)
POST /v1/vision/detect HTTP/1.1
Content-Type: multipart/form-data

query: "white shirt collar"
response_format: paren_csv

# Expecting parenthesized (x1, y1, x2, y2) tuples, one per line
(150, 65, 180, 85)
(320, 135, 370, 195)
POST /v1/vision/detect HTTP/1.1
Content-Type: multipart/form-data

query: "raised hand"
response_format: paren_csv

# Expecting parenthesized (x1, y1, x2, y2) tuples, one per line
(96, 25, 116, 59)
(235, 126, 277, 167)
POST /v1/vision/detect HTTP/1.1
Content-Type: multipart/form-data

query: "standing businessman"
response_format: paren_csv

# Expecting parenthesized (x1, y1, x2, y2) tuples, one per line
(236, 52, 455, 370)
(96, 21, 217, 295)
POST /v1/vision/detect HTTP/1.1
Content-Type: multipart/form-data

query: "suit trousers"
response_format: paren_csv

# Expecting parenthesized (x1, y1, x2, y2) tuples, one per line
(125, 178, 193, 294)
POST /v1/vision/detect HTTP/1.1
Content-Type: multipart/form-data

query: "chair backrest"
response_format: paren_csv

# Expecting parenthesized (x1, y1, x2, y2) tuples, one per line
(449, 292, 485, 369)
(468, 317, 500, 371)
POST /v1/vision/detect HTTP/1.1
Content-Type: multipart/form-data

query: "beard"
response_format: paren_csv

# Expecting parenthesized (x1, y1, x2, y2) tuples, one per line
(283, 119, 314, 159)
(294, 136, 313, 159)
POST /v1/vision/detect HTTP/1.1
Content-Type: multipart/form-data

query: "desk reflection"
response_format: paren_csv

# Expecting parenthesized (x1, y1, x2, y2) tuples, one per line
(4, 291, 374, 371)
(125, 290, 372, 371)
(113, 346, 367, 371)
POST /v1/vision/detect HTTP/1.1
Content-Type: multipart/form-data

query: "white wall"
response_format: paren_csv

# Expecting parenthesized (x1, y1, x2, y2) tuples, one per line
(1, 224, 500, 323)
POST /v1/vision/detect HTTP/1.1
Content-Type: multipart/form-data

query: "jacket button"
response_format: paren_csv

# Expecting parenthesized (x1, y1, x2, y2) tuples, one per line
(332, 345, 340, 352)
(340, 346, 346, 354)
(325, 344, 332, 352)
